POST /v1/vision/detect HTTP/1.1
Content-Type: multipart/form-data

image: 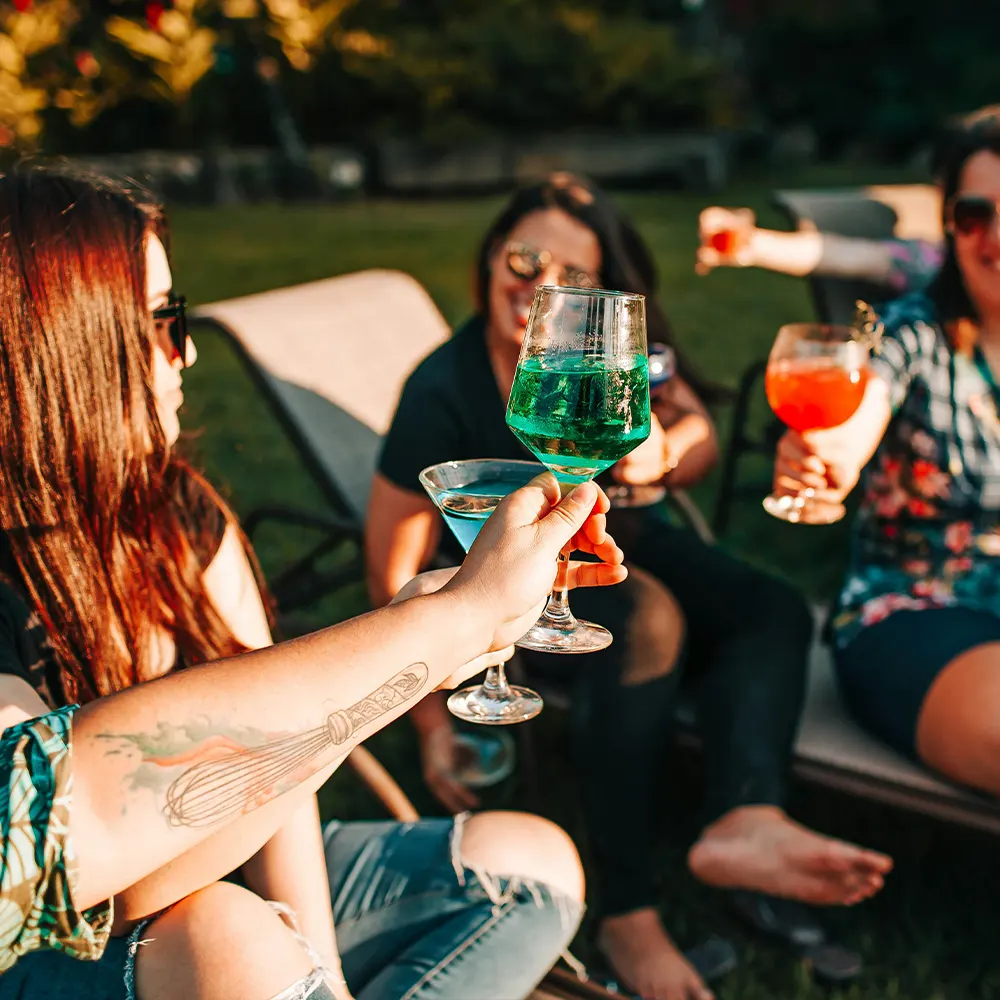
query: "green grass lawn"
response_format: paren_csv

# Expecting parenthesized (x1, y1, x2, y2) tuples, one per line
(171, 169, 1000, 1000)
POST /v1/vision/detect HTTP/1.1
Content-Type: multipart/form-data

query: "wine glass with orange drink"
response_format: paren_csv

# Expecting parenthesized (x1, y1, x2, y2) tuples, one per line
(762, 323, 870, 524)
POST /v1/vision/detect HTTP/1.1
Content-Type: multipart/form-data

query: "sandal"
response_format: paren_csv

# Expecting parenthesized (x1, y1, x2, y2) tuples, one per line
(730, 891, 862, 984)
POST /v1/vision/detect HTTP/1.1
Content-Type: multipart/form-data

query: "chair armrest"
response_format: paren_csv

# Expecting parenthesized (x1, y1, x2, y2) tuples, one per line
(667, 489, 716, 545)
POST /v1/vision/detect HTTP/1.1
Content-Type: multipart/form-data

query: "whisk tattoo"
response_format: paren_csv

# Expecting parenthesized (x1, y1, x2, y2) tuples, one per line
(163, 664, 428, 827)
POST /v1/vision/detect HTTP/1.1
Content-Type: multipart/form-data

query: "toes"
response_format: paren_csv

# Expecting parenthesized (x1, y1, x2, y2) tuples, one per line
(862, 851, 894, 874)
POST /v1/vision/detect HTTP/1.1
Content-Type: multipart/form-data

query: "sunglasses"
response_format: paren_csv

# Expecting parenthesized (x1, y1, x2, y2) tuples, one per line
(152, 293, 189, 366)
(947, 194, 1000, 238)
(505, 243, 597, 289)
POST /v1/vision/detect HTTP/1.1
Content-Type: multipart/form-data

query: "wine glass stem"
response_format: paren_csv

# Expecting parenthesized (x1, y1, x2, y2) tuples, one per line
(540, 550, 574, 624)
(481, 663, 512, 700)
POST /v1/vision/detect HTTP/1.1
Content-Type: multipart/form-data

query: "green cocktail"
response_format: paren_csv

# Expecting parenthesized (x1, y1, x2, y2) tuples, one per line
(507, 353, 651, 483)
(505, 285, 650, 654)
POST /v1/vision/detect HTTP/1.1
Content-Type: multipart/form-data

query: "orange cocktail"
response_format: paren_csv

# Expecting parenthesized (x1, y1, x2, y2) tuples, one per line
(765, 358, 870, 433)
(762, 323, 869, 524)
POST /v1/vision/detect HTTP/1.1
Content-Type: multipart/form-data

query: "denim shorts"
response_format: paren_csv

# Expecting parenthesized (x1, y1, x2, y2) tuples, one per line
(0, 815, 582, 1000)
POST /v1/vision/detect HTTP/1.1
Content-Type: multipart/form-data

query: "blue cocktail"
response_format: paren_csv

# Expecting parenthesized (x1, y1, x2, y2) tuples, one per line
(419, 458, 547, 724)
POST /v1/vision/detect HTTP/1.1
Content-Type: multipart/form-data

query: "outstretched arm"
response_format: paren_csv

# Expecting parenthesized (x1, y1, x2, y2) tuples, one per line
(697, 206, 915, 284)
(66, 475, 623, 910)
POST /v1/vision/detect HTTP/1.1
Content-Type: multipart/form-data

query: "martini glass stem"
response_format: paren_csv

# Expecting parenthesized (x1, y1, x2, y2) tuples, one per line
(539, 550, 574, 625)
(481, 663, 513, 701)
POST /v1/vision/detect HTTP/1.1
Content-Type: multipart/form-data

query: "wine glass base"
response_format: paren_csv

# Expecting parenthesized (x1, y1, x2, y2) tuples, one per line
(449, 731, 517, 787)
(447, 685, 544, 725)
(763, 493, 846, 525)
(515, 618, 613, 654)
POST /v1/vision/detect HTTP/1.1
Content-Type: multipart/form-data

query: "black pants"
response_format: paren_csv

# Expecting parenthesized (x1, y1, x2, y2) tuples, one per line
(521, 507, 814, 916)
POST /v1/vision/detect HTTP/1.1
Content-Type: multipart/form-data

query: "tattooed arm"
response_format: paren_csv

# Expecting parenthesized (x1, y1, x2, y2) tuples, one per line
(67, 475, 625, 911)
(112, 524, 341, 986)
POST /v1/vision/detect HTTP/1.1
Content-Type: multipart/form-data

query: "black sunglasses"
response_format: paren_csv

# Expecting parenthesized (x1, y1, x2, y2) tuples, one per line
(505, 243, 597, 289)
(152, 294, 189, 366)
(947, 194, 1000, 237)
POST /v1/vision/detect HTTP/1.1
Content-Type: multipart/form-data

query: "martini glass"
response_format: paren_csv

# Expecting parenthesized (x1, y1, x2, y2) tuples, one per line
(419, 458, 547, 724)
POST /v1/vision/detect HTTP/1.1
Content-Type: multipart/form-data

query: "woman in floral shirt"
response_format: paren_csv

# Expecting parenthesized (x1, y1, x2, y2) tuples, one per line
(774, 109, 1000, 792)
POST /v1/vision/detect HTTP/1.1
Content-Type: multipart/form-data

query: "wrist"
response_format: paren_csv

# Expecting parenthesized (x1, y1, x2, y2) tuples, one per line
(661, 438, 680, 479)
(421, 586, 495, 662)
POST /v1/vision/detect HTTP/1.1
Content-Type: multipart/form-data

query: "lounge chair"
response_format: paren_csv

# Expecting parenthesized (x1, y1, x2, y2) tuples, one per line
(191, 269, 451, 613)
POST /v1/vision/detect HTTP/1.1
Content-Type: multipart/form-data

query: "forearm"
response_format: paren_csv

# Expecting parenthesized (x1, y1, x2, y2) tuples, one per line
(660, 412, 718, 488)
(810, 377, 893, 500)
(69, 590, 488, 910)
(747, 229, 824, 277)
(243, 797, 340, 975)
(750, 229, 899, 284)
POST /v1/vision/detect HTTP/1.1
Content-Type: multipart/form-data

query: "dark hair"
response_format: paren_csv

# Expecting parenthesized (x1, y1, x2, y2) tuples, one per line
(474, 172, 729, 404)
(927, 107, 1000, 341)
(0, 161, 254, 703)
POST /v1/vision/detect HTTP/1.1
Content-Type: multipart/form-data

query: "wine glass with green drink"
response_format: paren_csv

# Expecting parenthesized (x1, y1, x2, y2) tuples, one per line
(419, 458, 548, 724)
(506, 285, 650, 653)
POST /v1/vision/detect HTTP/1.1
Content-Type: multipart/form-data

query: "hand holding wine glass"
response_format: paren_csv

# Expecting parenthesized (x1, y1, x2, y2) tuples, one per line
(773, 429, 860, 508)
(450, 472, 626, 648)
(505, 285, 651, 652)
(763, 323, 870, 524)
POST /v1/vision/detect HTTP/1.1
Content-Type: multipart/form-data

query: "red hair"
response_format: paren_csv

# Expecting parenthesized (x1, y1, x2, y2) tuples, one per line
(0, 162, 252, 703)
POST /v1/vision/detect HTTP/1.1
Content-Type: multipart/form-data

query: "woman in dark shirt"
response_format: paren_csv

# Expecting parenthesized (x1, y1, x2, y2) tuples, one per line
(367, 173, 892, 1000)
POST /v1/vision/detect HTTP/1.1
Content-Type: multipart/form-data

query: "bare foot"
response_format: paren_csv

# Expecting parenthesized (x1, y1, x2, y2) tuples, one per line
(688, 806, 893, 906)
(598, 908, 714, 1000)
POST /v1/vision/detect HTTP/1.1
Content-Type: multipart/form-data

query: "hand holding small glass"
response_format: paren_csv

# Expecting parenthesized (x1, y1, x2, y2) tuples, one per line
(420, 462, 625, 723)
(763, 323, 869, 524)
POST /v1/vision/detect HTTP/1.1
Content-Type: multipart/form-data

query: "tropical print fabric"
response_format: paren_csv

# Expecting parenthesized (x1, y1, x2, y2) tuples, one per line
(0, 706, 111, 971)
(885, 239, 944, 295)
(832, 293, 1000, 647)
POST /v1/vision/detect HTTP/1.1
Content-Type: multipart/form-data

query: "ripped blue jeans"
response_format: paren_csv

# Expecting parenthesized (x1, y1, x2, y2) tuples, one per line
(0, 816, 582, 1000)
(326, 815, 583, 1000)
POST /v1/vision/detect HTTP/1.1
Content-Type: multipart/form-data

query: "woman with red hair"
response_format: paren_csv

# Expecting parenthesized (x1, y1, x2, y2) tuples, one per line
(0, 162, 627, 1000)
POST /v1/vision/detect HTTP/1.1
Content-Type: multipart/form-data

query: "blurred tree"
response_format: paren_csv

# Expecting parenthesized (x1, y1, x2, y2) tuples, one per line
(741, 0, 1000, 159)
(0, 0, 103, 147)
(5, 0, 727, 153)
(325, 0, 723, 145)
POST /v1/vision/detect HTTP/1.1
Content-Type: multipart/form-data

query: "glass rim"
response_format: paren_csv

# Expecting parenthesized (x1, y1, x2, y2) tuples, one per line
(534, 284, 645, 302)
(418, 457, 547, 492)
(777, 322, 861, 342)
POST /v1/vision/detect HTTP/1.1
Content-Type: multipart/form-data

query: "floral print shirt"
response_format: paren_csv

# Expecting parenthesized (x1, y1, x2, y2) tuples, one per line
(884, 239, 944, 295)
(0, 706, 112, 971)
(831, 292, 1000, 647)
